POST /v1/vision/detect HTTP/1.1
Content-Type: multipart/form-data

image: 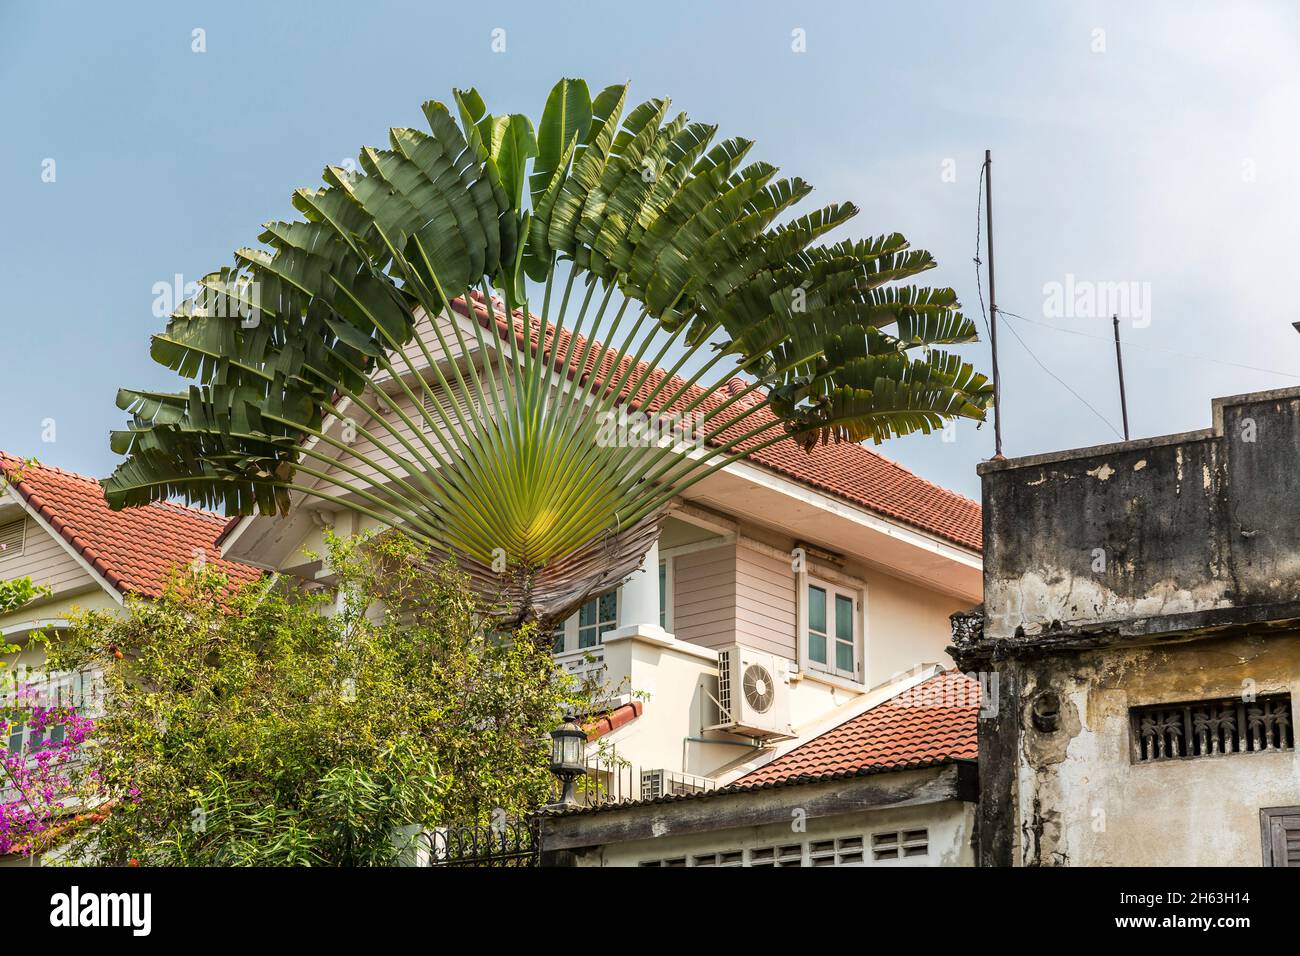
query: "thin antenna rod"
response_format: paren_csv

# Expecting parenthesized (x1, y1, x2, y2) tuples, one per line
(1112, 314, 1130, 440)
(984, 149, 1003, 457)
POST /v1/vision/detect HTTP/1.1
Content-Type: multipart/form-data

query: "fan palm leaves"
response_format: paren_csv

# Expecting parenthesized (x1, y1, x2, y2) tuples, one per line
(105, 78, 991, 624)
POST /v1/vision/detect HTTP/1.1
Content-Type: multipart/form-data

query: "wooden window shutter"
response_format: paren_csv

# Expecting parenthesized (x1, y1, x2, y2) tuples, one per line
(1262, 807, 1300, 867)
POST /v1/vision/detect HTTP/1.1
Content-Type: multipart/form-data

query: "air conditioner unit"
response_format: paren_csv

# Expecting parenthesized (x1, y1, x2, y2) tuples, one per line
(640, 769, 712, 801)
(710, 644, 793, 739)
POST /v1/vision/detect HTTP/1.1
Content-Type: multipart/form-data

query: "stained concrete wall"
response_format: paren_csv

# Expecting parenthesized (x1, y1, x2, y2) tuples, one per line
(979, 386, 1300, 642)
(964, 386, 1300, 867)
(1010, 632, 1300, 867)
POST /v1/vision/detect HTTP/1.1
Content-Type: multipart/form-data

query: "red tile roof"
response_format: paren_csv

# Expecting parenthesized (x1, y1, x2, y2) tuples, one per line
(454, 294, 982, 551)
(0, 454, 262, 600)
(584, 701, 643, 741)
(736, 670, 980, 787)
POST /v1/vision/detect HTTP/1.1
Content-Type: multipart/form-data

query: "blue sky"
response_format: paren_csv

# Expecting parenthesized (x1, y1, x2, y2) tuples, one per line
(4, 0, 1300, 500)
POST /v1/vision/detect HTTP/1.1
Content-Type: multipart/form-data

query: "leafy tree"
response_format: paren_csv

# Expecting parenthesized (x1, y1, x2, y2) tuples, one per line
(105, 77, 992, 626)
(43, 533, 595, 866)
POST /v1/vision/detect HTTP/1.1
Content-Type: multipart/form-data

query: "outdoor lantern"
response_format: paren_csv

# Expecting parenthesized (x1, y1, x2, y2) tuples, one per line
(549, 714, 588, 806)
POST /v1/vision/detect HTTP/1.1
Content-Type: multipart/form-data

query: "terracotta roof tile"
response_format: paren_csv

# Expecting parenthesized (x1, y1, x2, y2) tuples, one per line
(737, 670, 980, 787)
(454, 294, 982, 551)
(584, 701, 643, 741)
(1, 454, 262, 600)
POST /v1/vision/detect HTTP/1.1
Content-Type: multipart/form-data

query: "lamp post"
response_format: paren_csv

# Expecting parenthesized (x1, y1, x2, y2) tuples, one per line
(549, 714, 588, 807)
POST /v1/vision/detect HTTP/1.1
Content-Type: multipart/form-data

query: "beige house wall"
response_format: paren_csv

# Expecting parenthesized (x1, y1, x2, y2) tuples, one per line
(259, 499, 970, 782)
(0, 508, 120, 703)
(671, 521, 965, 686)
(225, 308, 979, 787)
(0, 516, 99, 604)
(671, 544, 738, 650)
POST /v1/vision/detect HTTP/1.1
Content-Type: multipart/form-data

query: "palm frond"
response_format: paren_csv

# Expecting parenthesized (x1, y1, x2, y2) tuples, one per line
(106, 78, 992, 623)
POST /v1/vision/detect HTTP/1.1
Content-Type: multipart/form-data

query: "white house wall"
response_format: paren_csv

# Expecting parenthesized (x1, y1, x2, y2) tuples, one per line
(571, 793, 975, 867)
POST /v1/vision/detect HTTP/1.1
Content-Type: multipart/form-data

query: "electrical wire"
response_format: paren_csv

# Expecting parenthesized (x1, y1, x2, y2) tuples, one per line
(998, 308, 1300, 382)
(996, 316, 1125, 439)
(973, 158, 991, 341)
(971, 148, 1297, 446)
(972, 154, 1122, 442)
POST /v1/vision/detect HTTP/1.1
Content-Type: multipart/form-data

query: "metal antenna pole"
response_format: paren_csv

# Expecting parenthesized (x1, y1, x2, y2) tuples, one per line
(984, 149, 1003, 457)
(1112, 314, 1130, 440)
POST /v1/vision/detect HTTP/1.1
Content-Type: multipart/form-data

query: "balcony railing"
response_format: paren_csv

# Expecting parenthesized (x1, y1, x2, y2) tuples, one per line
(551, 747, 718, 809)
(553, 646, 609, 691)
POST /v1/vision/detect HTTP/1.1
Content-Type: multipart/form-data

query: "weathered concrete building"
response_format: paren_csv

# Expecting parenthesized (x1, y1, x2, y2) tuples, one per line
(952, 386, 1300, 867)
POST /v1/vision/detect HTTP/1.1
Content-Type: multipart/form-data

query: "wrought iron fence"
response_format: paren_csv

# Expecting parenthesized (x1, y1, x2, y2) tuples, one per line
(423, 818, 540, 867)
(414, 751, 719, 865)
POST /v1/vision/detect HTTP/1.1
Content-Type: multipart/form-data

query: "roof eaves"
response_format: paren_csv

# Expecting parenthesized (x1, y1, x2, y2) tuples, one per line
(535, 757, 973, 819)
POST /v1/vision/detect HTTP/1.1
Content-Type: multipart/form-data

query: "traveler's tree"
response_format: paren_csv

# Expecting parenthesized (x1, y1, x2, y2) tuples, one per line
(106, 79, 991, 624)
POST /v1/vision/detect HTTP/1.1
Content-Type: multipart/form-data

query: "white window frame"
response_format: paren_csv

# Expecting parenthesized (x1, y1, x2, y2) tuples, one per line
(659, 557, 674, 632)
(797, 566, 865, 686)
(870, 827, 930, 862)
(551, 588, 620, 655)
(638, 829, 919, 867)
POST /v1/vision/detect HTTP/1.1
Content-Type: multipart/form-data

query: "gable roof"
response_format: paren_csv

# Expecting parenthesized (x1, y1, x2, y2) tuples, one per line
(0, 454, 261, 600)
(454, 294, 982, 552)
(735, 670, 979, 787)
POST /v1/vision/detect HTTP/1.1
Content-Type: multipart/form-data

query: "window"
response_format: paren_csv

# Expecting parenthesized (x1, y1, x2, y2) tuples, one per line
(810, 836, 865, 866)
(552, 590, 619, 656)
(1131, 693, 1294, 763)
(639, 832, 906, 867)
(2, 668, 104, 720)
(658, 558, 674, 631)
(0, 667, 103, 803)
(746, 844, 804, 867)
(577, 591, 617, 649)
(6, 719, 65, 756)
(1260, 806, 1300, 867)
(871, 828, 929, 861)
(0, 518, 26, 561)
(804, 578, 860, 681)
